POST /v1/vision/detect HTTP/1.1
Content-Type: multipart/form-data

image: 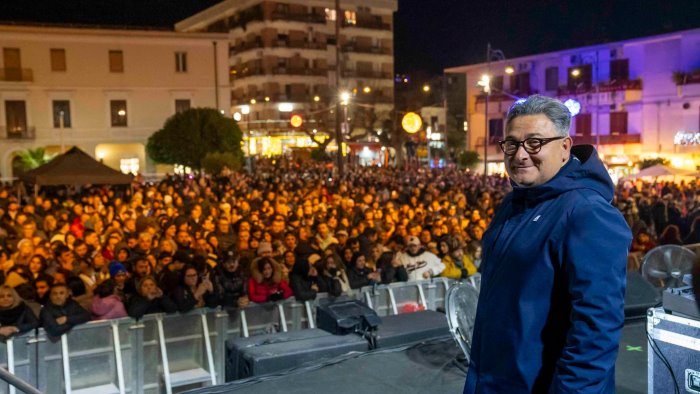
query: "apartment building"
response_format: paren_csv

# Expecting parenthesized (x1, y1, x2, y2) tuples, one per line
(446, 28, 700, 179)
(0, 24, 229, 178)
(176, 0, 398, 156)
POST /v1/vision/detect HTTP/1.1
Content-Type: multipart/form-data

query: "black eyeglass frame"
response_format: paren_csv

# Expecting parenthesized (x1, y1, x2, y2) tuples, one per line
(498, 136, 567, 155)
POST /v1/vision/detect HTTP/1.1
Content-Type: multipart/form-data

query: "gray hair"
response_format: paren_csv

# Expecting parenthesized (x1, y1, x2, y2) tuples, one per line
(505, 95, 571, 137)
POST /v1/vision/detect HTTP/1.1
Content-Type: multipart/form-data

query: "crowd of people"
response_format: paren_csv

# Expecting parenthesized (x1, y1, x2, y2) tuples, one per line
(0, 158, 696, 340)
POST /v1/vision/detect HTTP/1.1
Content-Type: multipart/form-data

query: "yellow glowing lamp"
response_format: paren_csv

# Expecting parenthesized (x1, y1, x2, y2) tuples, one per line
(402, 112, 422, 134)
(290, 114, 303, 128)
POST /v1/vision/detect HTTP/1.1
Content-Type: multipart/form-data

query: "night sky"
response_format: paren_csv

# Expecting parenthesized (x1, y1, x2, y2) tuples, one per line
(1, 0, 699, 76)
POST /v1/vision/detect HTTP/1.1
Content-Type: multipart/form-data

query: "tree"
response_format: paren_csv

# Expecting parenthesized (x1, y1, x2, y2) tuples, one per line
(201, 151, 243, 175)
(638, 158, 669, 170)
(147, 108, 243, 171)
(16, 147, 56, 170)
(457, 150, 480, 170)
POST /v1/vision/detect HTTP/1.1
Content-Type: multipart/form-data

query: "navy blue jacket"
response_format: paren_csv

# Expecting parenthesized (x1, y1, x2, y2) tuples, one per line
(464, 145, 632, 393)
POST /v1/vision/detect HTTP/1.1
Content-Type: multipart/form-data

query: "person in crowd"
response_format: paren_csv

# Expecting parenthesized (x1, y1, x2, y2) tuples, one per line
(684, 216, 700, 245)
(288, 254, 323, 301)
(171, 265, 217, 313)
(374, 237, 409, 284)
(248, 257, 292, 303)
(126, 276, 177, 319)
(395, 236, 445, 281)
(0, 285, 39, 340)
(90, 279, 127, 320)
(315, 253, 349, 296)
(346, 253, 380, 290)
(658, 224, 683, 246)
(631, 228, 657, 254)
(39, 283, 91, 339)
(440, 237, 477, 280)
(465, 96, 631, 393)
(212, 253, 249, 309)
(67, 276, 93, 311)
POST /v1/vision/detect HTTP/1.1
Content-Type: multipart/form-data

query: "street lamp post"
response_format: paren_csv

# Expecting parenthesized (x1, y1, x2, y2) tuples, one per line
(334, 0, 344, 177)
(481, 43, 506, 180)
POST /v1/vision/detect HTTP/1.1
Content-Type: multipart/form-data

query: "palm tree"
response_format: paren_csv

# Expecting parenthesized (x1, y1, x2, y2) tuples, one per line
(16, 147, 56, 170)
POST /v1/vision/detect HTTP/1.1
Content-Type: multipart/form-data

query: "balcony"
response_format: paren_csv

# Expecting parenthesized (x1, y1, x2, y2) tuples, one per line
(271, 12, 326, 24)
(0, 68, 33, 82)
(275, 67, 327, 76)
(0, 126, 35, 139)
(343, 70, 392, 79)
(341, 44, 391, 55)
(571, 133, 641, 145)
(475, 92, 532, 104)
(558, 79, 642, 96)
(342, 19, 391, 31)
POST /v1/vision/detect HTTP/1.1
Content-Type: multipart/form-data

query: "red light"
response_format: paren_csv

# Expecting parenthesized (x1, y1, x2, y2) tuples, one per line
(290, 114, 303, 128)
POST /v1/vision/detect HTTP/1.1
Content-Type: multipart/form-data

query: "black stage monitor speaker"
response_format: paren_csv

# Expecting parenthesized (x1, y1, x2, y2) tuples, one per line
(317, 299, 381, 335)
(624, 271, 662, 320)
(226, 329, 368, 381)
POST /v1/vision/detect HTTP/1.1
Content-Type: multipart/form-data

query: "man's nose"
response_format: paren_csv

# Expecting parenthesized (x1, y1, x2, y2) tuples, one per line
(514, 144, 530, 160)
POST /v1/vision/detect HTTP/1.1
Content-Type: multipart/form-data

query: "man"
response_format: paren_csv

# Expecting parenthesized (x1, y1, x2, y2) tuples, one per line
(465, 95, 631, 393)
(395, 236, 444, 281)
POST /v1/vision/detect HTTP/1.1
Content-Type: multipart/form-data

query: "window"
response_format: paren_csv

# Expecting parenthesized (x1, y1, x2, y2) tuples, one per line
(175, 52, 187, 73)
(610, 59, 629, 81)
(52, 100, 71, 128)
(110, 100, 127, 127)
(575, 113, 591, 136)
(175, 99, 191, 114)
(610, 111, 628, 135)
(120, 158, 139, 175)
(509, 72, 530, 94)
(3, 48, 21, 81)
(567, 64, 591, 90)
(5, 101, 27, 136)
(50, 49, 66, 72)
(545, 67, 558, 91)
(344, 10, 357, 25)
(488, 118, 504, 144)
(324, 8, 336, 21)
(109, 50, 124, 73)
(491, 76, 503, 92)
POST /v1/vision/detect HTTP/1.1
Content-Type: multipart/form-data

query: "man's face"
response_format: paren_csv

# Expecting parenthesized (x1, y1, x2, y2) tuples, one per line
(135, 260, 150, 276)
(49, 286, 70, 306)
(504, 114, 571, 188)
(60, 250, 75, 270)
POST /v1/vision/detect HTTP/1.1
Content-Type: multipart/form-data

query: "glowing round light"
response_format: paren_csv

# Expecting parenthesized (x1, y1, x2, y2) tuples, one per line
(401, 112, 422, 134)
(422, 85, 430, 92)
(117, 109, 126, 116)
(241, 105, 250, 115)
(313, 95, 320, 102)
(250, 98, 257, 104)
(233, 112, 242, 121)
(264, 96, 270, 102)
(290, 114, 303, 128)
(571, 68, 581, 77)
(505, 66, 515, 74)
(363, 86, 371, 93)
(564, 99, 581, 117)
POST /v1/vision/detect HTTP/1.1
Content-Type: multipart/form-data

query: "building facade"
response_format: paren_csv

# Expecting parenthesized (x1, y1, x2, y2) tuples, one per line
(0, 24, 229, 178)
(446, 28, 700, 179)
(176, 0, 398, 157)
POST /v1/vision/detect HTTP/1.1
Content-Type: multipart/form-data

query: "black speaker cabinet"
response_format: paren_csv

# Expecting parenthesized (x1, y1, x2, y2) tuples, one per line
(226, 328, 368, 381)
(316, 299, 382, 335)
(625, 271, 661, 320)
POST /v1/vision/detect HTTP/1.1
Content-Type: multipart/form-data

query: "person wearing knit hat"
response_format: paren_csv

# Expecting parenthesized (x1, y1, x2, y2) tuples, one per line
(109, 262, 127, 278)
(257, 241, 273, 257)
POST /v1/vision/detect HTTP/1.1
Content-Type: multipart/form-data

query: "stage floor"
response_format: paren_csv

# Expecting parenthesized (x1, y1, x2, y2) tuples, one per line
(189, 321, 648, 394)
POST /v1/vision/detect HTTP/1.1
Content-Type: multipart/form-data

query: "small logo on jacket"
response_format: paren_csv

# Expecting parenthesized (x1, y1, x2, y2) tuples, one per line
(533, 215, 541, 222)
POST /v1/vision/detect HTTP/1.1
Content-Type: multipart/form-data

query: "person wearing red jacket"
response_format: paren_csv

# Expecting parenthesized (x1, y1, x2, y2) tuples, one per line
(247, 257, 292, 303)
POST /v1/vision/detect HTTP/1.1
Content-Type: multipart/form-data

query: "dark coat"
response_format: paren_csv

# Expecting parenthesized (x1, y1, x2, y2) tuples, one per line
(465, 146, 632, 394)
(171, 285, 217, 313)
(0, 302, 39, 340)
(212, 267, 247, 308)
(126, 293, 177, 320)
(39, 299, 90, 338)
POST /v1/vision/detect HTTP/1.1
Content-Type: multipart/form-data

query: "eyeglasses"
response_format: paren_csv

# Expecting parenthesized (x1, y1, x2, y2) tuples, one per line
(498, 136, 567, 155)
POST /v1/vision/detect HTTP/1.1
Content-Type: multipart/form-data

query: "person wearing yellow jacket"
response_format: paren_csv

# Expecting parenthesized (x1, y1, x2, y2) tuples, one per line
(440, 237, 477, 280)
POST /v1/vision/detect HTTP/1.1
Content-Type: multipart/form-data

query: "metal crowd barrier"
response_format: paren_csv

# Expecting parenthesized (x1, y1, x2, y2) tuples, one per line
(0, 276, 467, 392)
